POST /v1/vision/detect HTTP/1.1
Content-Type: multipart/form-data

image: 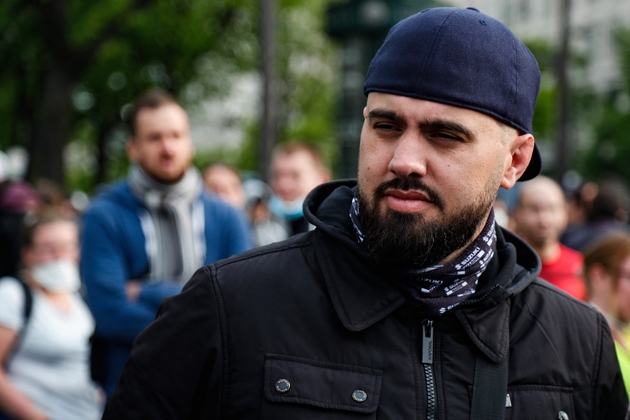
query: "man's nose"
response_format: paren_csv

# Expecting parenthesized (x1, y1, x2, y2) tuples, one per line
(538, 208, 554, 223)
(388, 133, 428, 178)
(161, 137, 178, 155)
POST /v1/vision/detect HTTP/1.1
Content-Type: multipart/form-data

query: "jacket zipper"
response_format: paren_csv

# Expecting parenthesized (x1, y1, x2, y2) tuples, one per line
(422, 319, 436, 420)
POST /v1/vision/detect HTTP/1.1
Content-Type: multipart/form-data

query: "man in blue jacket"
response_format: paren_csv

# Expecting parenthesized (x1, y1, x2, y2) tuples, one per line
(80, 90, 252, 396)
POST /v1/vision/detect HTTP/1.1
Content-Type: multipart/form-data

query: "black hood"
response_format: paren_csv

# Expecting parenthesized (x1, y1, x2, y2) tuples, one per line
(303, 179, 541, 303)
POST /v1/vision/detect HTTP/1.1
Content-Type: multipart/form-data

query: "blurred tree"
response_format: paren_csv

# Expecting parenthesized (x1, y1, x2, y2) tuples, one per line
(235, 0, 342, 176)
(526, 39, 557, 144)
(577, 28, 630, 184)
(0, 0, 258, 191)
(523, 39, 598, 180)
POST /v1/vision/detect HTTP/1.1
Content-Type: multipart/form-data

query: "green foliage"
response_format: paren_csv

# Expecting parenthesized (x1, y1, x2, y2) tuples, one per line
(576, 28, 630, 184)
(522, 38, 603, 179)
(0, 0, 46, 150)
(523, 39, 559, 168)
(0, 0, 261, 193)
(580, 98, 630, 181)
(276, 0, 340, 166)
(235, 0, 341, 176)
(73, 0, 261, 188)
(0, 0, 341, 193)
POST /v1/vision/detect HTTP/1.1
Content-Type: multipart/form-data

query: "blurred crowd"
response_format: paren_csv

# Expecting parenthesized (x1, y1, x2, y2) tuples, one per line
(2, 89, 630, 419)
(0, 91, 332, 420)
(498, 175, 630, 395)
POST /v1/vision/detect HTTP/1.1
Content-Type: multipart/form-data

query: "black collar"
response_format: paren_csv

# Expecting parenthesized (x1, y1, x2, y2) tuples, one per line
(307, 180, 540, 361)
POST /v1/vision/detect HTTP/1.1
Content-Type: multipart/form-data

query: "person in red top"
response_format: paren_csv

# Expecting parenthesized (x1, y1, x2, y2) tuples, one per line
(512, 176, 587, 300)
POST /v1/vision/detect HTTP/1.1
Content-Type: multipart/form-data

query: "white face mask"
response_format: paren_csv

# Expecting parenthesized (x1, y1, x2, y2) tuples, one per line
(30, 259, 81, 292)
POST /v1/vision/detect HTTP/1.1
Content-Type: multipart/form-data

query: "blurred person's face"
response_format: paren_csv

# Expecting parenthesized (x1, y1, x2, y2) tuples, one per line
(204, 166, 246, 210)
(355, 92, 534, 266)
(616, 256, 630, 323)
(127, 103, 193, 184)
(513, 180, 567, 248)
(271, 150, 329, 203)
(22, 221, 79, 267)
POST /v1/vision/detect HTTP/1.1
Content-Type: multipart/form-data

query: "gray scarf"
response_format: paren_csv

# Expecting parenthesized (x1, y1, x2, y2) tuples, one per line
(129, 165, 205, 283)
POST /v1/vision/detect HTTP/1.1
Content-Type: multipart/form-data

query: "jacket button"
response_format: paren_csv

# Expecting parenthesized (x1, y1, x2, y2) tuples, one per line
(275, 379, 290, 393)
(352, 389, 368, 403)
(558, 411, 569, 420)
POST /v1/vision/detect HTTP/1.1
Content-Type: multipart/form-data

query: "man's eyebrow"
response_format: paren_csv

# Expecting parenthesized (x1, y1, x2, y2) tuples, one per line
(419, 119, 473, 138)
(367, 109, 405, 124)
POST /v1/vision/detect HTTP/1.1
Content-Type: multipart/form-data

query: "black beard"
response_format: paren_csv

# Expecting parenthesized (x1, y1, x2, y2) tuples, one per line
(356, 177, 495, 268)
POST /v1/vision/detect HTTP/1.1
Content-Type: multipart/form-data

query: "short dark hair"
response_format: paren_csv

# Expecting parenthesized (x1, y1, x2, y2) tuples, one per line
(125, 90, 179, 136)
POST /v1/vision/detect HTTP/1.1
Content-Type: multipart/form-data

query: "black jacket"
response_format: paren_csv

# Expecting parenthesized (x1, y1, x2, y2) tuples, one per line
(104, 180, 628, 419)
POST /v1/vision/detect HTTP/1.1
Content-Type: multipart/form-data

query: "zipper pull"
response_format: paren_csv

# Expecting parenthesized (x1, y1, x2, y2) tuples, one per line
(422, 320, 434, 364)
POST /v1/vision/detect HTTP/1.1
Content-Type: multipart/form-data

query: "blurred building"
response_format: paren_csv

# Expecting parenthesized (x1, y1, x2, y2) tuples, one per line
(188, 74, 260, 154)
(446, 0, 630, 94)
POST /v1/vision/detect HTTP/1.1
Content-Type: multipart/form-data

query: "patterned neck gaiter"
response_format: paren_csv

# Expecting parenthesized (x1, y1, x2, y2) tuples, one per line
(349, 194, 497, 318)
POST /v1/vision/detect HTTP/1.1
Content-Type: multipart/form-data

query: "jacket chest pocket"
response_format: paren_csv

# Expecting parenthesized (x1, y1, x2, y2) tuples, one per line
(504, 385, 574, 420)
(260, 354, 382, 419)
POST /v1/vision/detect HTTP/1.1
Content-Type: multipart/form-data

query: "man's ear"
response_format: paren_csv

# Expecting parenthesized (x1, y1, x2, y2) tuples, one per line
(588, 263, 612, 292)
(500, 133, 535, 189)
(126, 138, 138, 162)
(319, 167, 332, 184)
(588, 264, 604, 283)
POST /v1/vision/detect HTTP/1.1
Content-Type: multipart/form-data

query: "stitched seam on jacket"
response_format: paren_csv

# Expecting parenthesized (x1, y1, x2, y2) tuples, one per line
(206, 265, 230, 420)
(213, 240, 313, 269)
(590, 311, 604, 420)
(312, 230, 406, 331)
(528, 280, 597, 312)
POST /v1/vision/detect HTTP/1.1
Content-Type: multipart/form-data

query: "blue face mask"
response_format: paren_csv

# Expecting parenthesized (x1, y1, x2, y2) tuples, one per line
(269, 195, 304, 221)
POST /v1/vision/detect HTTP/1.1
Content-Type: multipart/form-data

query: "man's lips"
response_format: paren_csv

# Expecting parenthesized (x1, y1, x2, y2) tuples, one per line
(384, 189, 434, 212)
(386, 189, 432, 201)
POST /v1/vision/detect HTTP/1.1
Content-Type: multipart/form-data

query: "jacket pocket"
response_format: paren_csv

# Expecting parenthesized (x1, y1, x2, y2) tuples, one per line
(504, 385, 574, 420)
(260, 354, 383, 419)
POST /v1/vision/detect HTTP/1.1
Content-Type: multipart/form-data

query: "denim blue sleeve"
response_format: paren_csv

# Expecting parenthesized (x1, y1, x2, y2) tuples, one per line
(138, 282, 183, 308)
(80, 204, 178, 344)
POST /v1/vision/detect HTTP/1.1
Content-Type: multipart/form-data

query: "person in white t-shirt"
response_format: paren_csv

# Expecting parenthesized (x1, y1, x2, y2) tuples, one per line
(0, 211, 102, 420)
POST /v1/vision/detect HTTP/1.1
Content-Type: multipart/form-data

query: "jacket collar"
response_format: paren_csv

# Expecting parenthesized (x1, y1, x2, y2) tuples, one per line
(313, 227, 407, 331)
(306, 180, 541, 360)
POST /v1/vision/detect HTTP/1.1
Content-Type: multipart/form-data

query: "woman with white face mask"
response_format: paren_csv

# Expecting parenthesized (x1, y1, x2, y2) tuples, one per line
(0, 212, 102, 420)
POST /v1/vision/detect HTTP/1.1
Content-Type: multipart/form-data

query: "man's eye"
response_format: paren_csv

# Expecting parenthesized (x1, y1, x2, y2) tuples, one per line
(374, 123, 397, 131)
(433, 132, 461, 141)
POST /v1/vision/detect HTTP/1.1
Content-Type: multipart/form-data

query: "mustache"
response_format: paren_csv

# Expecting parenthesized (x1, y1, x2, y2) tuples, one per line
(374, 177, 444, 211)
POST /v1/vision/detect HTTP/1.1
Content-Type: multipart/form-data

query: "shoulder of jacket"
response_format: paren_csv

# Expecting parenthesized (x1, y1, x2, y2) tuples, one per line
(212, 233, 315, 272)
(198, 192, 245, 219)
(84, 183, 140, 218)
(514, 277, 601, 325)
(86, 181, 137, 212)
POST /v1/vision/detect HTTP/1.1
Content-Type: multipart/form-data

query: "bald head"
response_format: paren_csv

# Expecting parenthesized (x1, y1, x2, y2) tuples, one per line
(513, 176, 568, 248)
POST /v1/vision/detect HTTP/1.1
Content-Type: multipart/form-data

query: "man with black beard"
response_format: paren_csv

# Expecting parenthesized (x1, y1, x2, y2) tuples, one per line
(103, 8, 628, 419)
